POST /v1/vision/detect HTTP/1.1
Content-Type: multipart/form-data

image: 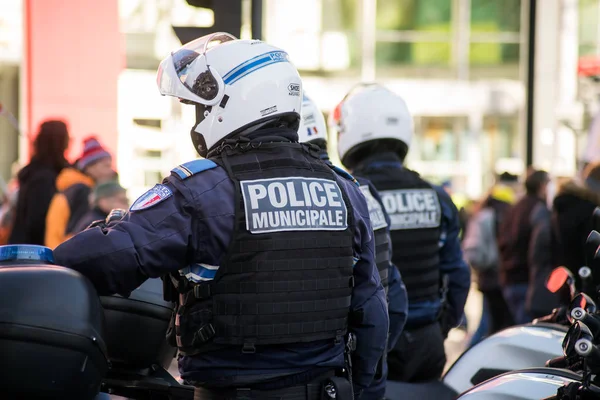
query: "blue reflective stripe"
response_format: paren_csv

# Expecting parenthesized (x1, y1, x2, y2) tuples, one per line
(329, 165, 360, 187)
(223, 51, 289, 85)
(171, 159, 217, 180)
(181, 264, 219, 282)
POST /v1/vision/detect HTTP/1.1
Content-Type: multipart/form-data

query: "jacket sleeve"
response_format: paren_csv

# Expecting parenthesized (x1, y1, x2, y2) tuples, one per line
(436, 187, 471, 328)
(366, 180, 408, 350)
(342, 179, 389, 394)
(53, 179, 196, 297)
(386, 263, 408, 349)
(45, 193, 70, 249)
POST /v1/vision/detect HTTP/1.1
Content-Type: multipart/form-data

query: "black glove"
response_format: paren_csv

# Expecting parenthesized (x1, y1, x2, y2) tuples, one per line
(85, 219, 107, 230)
(106, 208, 126, 224)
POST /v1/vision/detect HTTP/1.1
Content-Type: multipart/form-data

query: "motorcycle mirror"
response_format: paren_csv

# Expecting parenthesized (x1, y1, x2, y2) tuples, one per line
(547, 267, 575, 293)
(586, 231, 600, 266)
(568, 293, 597, 324)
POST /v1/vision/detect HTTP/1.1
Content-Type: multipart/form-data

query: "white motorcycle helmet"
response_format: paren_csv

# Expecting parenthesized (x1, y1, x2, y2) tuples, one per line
(157, 32, 303, 157)
(297, 93, 328, 149)
(331, 83, 413, 169)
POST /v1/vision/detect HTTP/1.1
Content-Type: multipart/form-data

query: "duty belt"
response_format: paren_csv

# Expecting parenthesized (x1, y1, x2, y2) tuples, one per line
(194, 383, 322, 400)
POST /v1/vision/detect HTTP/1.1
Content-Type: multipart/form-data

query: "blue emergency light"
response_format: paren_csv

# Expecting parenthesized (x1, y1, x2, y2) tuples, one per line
(0, 245, 55, 264)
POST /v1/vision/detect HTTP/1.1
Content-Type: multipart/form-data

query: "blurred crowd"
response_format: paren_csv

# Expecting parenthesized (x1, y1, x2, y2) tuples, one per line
(0, 119, 129, 248)
(461, 163, 600, 345)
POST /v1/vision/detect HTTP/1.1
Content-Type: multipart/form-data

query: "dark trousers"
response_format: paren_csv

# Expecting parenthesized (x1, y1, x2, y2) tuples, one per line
(483, 287, 514, 334)
(387, 322, 446, 382)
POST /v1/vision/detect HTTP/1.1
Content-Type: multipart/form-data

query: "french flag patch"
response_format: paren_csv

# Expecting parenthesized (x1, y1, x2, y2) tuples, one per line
(130, 184, 173, 211)
(306, 127, 318, 136)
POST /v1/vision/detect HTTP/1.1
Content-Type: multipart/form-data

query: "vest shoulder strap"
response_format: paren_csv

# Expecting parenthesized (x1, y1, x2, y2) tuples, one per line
(328, 164, 359, 187)
(171, 159, 218, 180)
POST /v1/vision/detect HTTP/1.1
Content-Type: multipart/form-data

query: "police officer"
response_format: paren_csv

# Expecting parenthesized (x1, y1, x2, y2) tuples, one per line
(53, 33, 389, 399)
(331, 84, 471, 383)
(298, 93, 408, 399)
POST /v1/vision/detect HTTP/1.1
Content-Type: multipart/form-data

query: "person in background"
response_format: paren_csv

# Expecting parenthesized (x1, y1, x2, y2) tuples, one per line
(332, 84, 470, 383)
(8, 120, 70, 245)
(552, 162, 600, 281)
(463, 173, 517, 345)
(45, 136, 115, 249)
(72, 181, 128, 234)
(498, 170, 552, 325)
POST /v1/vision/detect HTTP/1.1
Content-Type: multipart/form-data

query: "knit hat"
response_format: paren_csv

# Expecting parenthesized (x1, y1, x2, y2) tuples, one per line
(77, 137, 112, 171)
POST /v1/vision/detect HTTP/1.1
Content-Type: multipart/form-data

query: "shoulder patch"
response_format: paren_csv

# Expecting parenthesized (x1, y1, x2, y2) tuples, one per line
(171, 159, 217, 180)
(328, 164, 360, 187)
(130, 184, 173, 211)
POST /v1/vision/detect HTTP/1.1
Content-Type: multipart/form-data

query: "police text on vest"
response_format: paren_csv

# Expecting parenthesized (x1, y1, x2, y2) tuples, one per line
(359, 185, 388, 231)
(241, 177, 348, 234)
(380, 189, 441, 230)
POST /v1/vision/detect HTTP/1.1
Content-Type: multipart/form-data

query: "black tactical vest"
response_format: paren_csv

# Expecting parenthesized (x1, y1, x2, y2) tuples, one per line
(175, 142, 356, 355)
(355, 177, 391, 293)
(358, 166, 441, 304)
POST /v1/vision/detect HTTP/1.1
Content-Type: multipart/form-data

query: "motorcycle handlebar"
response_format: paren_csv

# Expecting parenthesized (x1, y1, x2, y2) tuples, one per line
(579, 267, 595, 298)
(571, 308, 600, 339)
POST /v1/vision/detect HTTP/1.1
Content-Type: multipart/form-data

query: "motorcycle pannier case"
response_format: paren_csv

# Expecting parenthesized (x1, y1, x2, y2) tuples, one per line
(100, 278, 176, 369)
(0, 265, 108, 399)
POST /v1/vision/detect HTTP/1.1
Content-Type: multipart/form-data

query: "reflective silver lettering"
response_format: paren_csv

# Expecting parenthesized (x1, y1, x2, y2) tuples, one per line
(296, 210, 306, 226)
(382, 194, 396, 214)
(336, 210, 344, 226)
(280, 210, 291, 226)
(286, 182, 304, 207)
(397, 193, 409, 212)
(247, 184, 267, 209)
(268, 211, 279, 227)
(424, 192, 436, 210)
(413, 192, 425, 212)
(319, 210, 328, 225)
(301, 182, 312, 207)
(253, 213, 268, 228)
(309, 182, 326, 207)
(268, 182, 287, 208)
(310, 209, 320, 225)
(324, 183, 342, 207)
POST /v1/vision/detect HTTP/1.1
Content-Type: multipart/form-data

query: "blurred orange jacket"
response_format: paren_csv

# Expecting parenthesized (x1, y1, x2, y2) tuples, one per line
(45, 168, 94, 249)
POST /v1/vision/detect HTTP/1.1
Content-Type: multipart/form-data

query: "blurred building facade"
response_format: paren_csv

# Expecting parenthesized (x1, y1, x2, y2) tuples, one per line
(1, 0, 600, 199)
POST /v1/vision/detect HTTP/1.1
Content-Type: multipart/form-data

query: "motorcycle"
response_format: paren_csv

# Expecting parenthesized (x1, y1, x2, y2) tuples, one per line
(0, 244, 194, 399)
(455, 298, 600, 399)
(386, 221, 600, 399)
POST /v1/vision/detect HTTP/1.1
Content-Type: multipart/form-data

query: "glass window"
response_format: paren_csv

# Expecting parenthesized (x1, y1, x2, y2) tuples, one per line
(470, 0, 521, 34)
(469, 43, 520, 79)
(376, 0, 452, 32)
(411, 116, 468, 162)
(579, 0, 600, 56)
(480, 115, 519, 188)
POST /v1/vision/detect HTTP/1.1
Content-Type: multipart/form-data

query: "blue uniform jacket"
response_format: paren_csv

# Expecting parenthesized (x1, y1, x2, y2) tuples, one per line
(355, 177, 408, 400)
(54, 145, 389, 393)
(361, 160, 470, 329)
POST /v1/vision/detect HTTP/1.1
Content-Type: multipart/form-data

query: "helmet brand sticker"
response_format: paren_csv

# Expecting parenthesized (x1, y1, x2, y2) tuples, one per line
(240, 177, 348, 234)
(359, 185, 388, 231)
(260, 105, 278, 116)
(288, 83, 301, 96)
(380, 189, 441, 230)
(130, 184, 173, 211)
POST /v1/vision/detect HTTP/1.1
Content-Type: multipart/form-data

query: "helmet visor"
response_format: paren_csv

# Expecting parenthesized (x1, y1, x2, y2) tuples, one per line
(157, 32, 237, 104)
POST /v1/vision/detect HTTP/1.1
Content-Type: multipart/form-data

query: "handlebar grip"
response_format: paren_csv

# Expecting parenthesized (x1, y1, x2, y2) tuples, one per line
(579, 267, 595, 297)
(575, 338, 600, 366)
(571, 307, 600, 338)
(545, 355, 568, 368)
